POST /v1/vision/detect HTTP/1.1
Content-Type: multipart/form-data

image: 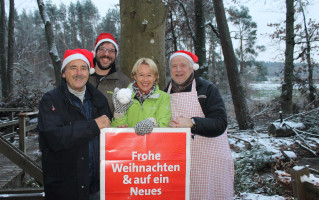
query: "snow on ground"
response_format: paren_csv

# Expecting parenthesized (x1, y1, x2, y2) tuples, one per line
(250, 83, 281, 91)
(235, 193, 286, 200)
(250, 83, 319, 91)
(228, 127, 319, 199)
(229, 129, 296, 160)
(283, 151, 297, 159)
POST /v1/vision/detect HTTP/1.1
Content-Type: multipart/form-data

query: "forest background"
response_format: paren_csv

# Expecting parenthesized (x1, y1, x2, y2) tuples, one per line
(1, 0, 319, 198)
(0, 0, 318, 130)
(1, 0, 318, 131)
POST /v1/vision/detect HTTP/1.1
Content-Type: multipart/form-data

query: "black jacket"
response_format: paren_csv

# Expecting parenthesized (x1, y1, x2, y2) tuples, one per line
(38, 79, 111, 200)
(166, 75, 227, 137)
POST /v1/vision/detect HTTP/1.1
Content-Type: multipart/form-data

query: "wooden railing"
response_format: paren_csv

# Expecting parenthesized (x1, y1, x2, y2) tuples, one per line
(0, 187, 44, 199)
(0, 108, 43, 186)
(17, 111, 39, 153)
(0, 108, 38, 152)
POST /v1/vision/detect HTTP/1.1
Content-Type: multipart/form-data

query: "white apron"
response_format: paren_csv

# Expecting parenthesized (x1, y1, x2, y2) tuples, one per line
(168, 80, 234, 200)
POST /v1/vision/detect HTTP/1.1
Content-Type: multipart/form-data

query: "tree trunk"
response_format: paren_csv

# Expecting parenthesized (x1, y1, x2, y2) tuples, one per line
(0, 0, 7, 98)
(281, 0, 295, 114)
(239, 36, 244, 75)
(268, 121, 305, 137)
(120, 0, 168, 89)
(7, 0, 15, 97)
(194, 0, 207, 76)
(213, 0, 254, 129)
(37, 0, 61, 86)
(168, 10, 177, 53)
(299, 1, 317, 106)
(75, 2, 85, 49)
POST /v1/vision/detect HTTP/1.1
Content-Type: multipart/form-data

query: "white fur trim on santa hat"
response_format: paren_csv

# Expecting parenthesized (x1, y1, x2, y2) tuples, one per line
(193, 63, 199, 70)
(61, 54, 90, 72)
(89, 68, 95, 75)
(170, 52, 199, 70)
(94, 39, 119, 54)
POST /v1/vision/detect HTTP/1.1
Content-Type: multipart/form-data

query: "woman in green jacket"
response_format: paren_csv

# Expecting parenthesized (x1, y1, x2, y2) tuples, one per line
(111, 58, 171, 135)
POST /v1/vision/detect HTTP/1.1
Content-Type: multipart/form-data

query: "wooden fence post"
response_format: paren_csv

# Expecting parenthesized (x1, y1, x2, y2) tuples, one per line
(291, 166, 310, 200)
(17, 111, 38, 153)
(18, 115, 26, 153)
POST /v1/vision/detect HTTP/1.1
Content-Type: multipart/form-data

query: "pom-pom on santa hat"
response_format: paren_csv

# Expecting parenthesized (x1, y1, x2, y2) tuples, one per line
(93, 33, 119, 56)
(61, 49, 95, 74)
(169, 50, 199, 70)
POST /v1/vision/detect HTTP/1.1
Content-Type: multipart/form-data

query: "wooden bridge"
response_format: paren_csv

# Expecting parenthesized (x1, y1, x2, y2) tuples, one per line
(0, 108, 44, 199)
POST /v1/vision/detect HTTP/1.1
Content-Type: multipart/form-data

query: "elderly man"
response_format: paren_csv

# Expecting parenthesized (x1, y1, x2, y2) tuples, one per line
(38, 49, 112, 200)
(89, 33, 130, 114)
(166, 50, 234, 200)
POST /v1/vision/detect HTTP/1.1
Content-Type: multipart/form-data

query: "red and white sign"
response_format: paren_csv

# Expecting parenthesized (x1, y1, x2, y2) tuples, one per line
(100, 128, 191, 200)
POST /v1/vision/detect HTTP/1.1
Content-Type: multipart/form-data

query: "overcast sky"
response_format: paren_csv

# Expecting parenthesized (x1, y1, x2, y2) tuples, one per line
(6, 0, 319, 62)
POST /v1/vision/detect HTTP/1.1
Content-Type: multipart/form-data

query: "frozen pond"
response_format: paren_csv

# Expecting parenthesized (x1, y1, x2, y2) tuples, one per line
(248, 82, 319, 101)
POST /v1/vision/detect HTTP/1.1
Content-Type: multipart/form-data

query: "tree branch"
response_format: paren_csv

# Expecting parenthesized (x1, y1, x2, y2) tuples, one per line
(176, 0, 196, 41)
(206, 22, 219, 38)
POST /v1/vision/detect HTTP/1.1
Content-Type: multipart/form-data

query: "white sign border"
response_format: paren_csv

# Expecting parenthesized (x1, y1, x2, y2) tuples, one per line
(100, 127, 191, 200)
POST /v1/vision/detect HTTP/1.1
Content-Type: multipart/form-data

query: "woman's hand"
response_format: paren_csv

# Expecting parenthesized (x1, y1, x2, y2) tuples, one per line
(134, 118, 156, 135)
(113, 87, 133, 119)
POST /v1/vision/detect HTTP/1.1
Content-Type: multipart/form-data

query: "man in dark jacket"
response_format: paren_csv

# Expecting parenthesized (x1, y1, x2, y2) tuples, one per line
(88, 33, 130, 114)
(166, 50, 234, 199)
(38, 49, 112, 200)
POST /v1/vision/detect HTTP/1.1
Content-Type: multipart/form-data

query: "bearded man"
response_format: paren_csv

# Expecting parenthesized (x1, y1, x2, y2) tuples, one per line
(89, 33, 130, 114)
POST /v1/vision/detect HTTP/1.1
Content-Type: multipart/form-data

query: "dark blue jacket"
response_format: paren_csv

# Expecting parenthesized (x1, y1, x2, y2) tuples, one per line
(38, 79, 111, 200)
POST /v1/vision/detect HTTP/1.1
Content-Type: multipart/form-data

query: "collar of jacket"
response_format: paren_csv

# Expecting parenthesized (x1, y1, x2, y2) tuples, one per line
(92, 61, 117, 79)
(165, 71, 203, 92)
(60, 78, 106, 108)
(128, 83, 161, 99)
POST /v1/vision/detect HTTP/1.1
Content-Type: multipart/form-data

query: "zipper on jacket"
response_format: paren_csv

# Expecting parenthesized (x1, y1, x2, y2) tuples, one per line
(64, 93, 86, 118)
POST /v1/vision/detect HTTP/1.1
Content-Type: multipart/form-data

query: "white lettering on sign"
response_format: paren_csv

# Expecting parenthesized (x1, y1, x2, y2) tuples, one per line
(111, 162, 180, 173)
(130, 187, 162, 196)
(153, 174, 169, 184)
(133, 174, 152, 184)
(132, 151, 161, 160)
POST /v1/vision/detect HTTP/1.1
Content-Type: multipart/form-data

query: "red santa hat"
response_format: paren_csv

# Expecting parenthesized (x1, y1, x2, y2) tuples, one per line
(169, 50, 199, 70)
(61, 49, 95, 74)
(93, 33, 119, 56)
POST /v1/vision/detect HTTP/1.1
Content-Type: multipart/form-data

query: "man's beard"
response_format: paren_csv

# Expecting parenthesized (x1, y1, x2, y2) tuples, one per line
(96, 55, 115, 71)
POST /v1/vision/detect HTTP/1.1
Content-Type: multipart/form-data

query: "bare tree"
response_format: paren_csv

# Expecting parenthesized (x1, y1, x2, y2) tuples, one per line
(281, 0, 295, 114)
(167, 9, 178, 53)
(297, 0, 318, 106)
(172, 0, 207, 76)
(120, 0, 168, 89)
(37, 0, 62, 86)
(0, 0, 7, 98)
(194, 0, 207, 76)
(227, 6, 264, 77)
(7, 0, 15, 96)
(269, 0, 319, 108)
(213, 0, 254, 129)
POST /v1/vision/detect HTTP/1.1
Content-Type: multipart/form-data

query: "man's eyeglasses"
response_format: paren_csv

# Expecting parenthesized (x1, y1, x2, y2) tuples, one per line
(98, 47, 116, 54)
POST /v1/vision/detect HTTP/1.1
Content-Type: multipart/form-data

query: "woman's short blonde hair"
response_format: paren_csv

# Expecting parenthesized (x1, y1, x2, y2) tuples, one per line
(131, 58, 159, 83)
